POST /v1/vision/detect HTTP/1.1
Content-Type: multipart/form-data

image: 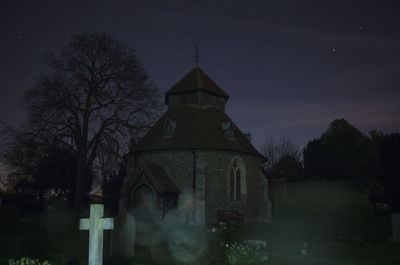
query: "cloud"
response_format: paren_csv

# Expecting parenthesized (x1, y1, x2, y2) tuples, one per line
(230, 99, 400, 129)
(228, 99, 400, 149)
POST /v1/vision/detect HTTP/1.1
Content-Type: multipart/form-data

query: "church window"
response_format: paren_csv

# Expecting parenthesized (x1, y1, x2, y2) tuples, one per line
(206, 94, 216, 105)
(228, 157, 246, 201)
(163, 118, 176, 137)
(236, 169, 241, 201)
(229, 169, 235, 201)
(222, 121, 235, 140)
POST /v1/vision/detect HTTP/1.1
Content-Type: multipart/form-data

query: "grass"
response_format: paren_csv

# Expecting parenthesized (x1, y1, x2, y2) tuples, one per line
(226, 180, 399, 265)
(0, 180, 399, 265)
(0, 200, 89, 265)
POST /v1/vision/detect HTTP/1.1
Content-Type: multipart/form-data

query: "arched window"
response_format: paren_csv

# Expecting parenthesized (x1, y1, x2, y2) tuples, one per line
(228, 156, 246, 201)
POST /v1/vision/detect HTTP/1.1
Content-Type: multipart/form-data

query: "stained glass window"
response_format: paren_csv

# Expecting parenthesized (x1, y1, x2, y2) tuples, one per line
(228, 157, 245, 202)
(230, 168, 235, 201)
(236, 170, 241, 201)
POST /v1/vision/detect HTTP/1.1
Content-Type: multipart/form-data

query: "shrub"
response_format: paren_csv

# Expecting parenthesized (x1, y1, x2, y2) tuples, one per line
(8, 257, 51, 265)
(224, 242, 264, 265)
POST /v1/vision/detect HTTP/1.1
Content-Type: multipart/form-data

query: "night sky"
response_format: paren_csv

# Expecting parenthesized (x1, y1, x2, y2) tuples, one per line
(1, 0, 400, 156)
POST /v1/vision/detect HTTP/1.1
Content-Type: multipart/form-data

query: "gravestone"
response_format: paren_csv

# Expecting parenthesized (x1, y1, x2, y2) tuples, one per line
(110, 209, 136, 257)
(80, 204, 114, 265)
(392, 213, 400, 242)
(243, 239, 267, 250)
(301, 242, 308, 256)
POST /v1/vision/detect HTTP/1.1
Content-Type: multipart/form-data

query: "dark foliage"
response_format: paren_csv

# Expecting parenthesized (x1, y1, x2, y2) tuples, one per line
(303, 139, 325, 180)
(102, 157, 127, 215)
(261, 136, 304, 181)
(304, 119, 373, 180)
(303, 119, 400, 211)
(32, 149, 91, 204)
(270, 155, 304, 182)
(380, 133, 400, 211)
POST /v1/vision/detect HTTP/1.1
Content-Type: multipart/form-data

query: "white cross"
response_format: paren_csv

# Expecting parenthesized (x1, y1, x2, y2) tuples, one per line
(80, 204, 114, 265)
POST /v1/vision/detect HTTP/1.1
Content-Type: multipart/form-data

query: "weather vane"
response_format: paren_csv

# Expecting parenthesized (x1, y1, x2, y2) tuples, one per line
(195, 45, 199, 66)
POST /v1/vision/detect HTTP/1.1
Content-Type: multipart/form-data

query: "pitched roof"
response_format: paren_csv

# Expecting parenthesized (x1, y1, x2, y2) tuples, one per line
(122, 160, 180, 194)
(0, 181, 7, 193)
(165, 68, 229, 102)
(141, 160, 180, 193)
(133, 105, 264, 159)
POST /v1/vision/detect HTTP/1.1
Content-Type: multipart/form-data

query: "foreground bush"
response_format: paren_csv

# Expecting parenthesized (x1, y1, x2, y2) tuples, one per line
(8, 257, 51, 265)
(225, 242, 265, 265)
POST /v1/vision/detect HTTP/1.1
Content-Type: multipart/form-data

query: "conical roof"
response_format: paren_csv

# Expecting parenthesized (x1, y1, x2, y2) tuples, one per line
(133, 105, 264, 159)
(165, 68, 229, 104)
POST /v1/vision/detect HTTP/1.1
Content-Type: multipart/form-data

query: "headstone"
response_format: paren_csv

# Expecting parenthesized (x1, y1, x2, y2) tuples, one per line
(392, 213, 400, 242)
(260, 252, 269, 262)
(110, 210, 136, 257)
(80, 204, 114, 265)
(243, 239, 267, 250)
(301, 241, 308, 256)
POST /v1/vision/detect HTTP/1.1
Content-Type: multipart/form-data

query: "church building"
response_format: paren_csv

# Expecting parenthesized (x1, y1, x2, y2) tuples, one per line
(122, 67, 272, 226)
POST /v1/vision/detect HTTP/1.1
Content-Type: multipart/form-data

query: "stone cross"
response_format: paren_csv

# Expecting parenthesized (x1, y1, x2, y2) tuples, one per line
(80, 204, 114, 265)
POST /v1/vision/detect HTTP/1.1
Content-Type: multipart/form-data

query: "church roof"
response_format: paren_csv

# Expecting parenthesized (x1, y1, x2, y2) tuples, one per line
(133, 105, 264, 159)
(122, 160, 180, 194)
(141, 160, 180, 193)
(165, 68, 229, 103)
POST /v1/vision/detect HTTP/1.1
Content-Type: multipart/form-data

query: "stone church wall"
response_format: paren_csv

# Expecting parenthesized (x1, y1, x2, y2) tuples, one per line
(137, 150, 194, 190)
(135, 149, 271, 225)
(197, 150, 270, 224)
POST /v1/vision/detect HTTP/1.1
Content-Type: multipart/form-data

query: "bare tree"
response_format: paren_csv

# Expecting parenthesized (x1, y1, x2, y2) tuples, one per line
(11, 33, 161, 208)
(261, 136, 301, 172)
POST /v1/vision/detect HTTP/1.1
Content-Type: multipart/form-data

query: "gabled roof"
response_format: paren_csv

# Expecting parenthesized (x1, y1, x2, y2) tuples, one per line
(133, 105, 264, 160)
(0, 181, 7, 193)
(165, 68, 229, 103)
(122, 160, 180, 194)
(141, 160, 180, 193)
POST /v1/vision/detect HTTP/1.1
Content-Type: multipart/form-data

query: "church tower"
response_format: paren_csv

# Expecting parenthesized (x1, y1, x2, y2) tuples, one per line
(165, 67, 229, 112)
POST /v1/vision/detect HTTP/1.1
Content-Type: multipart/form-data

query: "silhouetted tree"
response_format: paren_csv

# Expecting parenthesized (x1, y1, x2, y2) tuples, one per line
(261, 136, 301, 172)
(304, 119, 371, 180)
(303, 138, 325, 179)
(33, 149, 80, 202)
(5, 32, 161, 209)
(271, 154, 304, 182)
(260, 137, 304, 180)
(380, 133, 400, 211)
(0, 127, 51, 194)
(366, 130, 385, 179)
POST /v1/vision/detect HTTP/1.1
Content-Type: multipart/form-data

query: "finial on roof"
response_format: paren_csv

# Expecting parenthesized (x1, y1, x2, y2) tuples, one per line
(195, 45, 199, 66)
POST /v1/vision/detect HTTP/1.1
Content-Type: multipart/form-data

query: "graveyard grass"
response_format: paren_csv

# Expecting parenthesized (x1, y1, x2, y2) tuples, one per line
(1, 180, 400, 265)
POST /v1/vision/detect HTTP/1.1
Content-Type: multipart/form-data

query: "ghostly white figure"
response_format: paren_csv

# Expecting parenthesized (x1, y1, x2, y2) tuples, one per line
(131, 185, 162, 247)
(159, 189, 207, 264)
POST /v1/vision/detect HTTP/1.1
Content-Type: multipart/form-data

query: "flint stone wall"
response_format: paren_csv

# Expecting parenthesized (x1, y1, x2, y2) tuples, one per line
(130, 149, 271, 225)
